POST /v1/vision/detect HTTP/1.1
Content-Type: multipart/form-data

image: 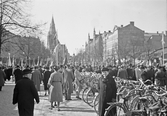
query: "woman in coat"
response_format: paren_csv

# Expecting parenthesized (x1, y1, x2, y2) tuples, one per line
(48, 66, 63, 111)
(12, 69, 39, 116)
(98, 67, 117, 116)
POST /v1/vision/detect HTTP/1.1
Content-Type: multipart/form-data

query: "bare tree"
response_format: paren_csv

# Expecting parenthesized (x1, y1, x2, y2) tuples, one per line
(126, 36, 145, 65)
(0, 0, 45, 61)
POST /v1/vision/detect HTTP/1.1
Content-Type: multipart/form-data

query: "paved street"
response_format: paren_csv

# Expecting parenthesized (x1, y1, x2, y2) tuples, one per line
(0, 81, 97, 116)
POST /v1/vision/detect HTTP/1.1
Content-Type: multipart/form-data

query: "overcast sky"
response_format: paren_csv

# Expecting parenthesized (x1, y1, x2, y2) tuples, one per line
(29, 0, 167, 55)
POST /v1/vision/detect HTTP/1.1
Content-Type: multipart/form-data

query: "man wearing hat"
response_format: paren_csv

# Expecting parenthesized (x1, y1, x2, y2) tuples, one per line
(13, 65, 23, 84)
(13, 68, 39, 116)
(98, 67, 117, 116)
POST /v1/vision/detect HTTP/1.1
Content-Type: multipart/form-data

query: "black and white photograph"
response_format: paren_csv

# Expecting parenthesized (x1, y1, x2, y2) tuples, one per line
(0, 0, 167, 116)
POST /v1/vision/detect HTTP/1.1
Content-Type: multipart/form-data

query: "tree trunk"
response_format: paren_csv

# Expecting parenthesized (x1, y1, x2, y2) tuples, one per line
(0, 25, 2, 62)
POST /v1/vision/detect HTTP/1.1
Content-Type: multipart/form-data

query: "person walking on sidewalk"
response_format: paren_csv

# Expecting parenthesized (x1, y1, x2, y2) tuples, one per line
(13, 65, 23, 84)
(31, 66, 42, 92)
(48, 66, 63, 111)
(74, 66, 82, 99)
(43, 66, 52, 96)
(0, 65, 5, 91)
(12, 68, 40, 116)
(63, 65, 74, 100)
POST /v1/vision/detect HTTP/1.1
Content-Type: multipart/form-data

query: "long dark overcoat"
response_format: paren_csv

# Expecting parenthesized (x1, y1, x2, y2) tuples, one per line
(98, 72, 117, 116)
(13, 77, 39, 116)
(4, 67, 12, 80)
(13, 68, 23, 83)
(43, 70, 52, 90)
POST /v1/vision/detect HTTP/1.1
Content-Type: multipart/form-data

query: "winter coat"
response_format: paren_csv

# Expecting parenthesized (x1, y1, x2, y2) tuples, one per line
(31, 69, 41, 91)
(98, 72, 117, 116)
(117, 68, 128, 79)
(48, 71, 63, 102)
(13, 68, 23, 83)
(43, 70, 52, 90)
(13, 77, 39, 116)
(63, 69, 74, 94)
(155, 70, 166, 86)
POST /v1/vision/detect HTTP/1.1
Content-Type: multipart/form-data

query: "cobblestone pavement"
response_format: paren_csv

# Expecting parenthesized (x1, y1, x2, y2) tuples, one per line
(0, 81, 97, 116)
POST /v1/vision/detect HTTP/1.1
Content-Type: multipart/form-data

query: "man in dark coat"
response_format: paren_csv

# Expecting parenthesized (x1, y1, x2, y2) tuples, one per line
(4, 66, 13, 81)
(117, 65, 128, 79)
(13, 68, 40, 116)
(13, 65, 23, 84)
(98, 67, 117, 116)
(155, 66, 166, 87)
(43, 66, 52, 96)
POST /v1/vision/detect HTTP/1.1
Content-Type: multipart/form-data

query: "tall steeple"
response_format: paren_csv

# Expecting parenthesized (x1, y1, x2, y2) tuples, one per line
(49, 16, 56, 35)
(47, 16, 58, 53)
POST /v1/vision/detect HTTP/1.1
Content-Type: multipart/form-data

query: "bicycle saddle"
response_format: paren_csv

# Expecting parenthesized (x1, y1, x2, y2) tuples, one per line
(138, 96, 148, 103)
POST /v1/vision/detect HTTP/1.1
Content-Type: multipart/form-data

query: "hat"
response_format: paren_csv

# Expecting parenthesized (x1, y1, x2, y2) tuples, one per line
(22, 69, 32, 75)
(101, 67, 109, 72)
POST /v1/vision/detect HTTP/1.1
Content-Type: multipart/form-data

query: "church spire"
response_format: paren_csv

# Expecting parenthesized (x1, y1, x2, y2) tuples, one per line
(49, 16, 56, 35)
(47, 16, 58, 52)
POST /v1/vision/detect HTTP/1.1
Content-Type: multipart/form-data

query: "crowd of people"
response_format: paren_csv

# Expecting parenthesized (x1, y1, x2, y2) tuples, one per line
(0, 63, 167, 116)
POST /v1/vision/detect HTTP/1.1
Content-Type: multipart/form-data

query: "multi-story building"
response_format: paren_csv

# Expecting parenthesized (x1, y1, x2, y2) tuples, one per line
(144, 31, 167, 64)
(103, 21, 145, 65)
(103, 29, 118, 65)
(84, 21, 167, 66)
(85, 29, 103, 66)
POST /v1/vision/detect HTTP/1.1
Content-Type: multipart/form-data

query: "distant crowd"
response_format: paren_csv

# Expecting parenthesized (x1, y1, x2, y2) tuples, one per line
(0, 63, 167, 116)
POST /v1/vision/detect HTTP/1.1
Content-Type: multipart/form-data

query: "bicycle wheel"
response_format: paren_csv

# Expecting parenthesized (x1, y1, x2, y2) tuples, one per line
(86, 88, 95, 106)
(104, 103, 127, 116)
(93, 93, 99, 115)
(131, 94, 156, 111)
(82, 87, 89, 103)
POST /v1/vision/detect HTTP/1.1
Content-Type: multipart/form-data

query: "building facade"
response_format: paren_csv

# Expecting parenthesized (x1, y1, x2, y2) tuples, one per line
(85, 29, 103, 66)
(82, 21, 167, 66)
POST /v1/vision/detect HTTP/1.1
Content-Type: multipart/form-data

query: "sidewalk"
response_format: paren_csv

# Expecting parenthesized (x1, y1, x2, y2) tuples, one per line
(0, 81, 97, 116)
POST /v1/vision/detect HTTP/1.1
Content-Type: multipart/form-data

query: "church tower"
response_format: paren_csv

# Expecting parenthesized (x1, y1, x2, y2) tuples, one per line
(47, 16, 59, 53)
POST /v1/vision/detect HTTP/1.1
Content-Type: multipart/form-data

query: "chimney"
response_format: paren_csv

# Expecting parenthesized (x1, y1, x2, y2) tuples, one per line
(157, 31, 159, 34)
(130, 21, 134, 26)
(121, 25, 123, 27)
(108, 30, 111, 33)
